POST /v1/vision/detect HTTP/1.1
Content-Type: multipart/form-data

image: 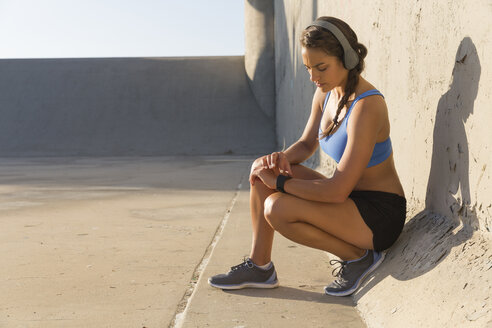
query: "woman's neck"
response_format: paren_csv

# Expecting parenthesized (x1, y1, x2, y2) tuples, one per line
(333, 75, 365, 101)
(333, 76, 348, 97)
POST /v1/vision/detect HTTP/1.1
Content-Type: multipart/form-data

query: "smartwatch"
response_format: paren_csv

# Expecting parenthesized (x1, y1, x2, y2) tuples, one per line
(276, 175, 292, 193)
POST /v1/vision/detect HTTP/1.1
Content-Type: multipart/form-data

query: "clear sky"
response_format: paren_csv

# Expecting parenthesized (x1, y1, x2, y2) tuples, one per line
(0, 0, 245, 59)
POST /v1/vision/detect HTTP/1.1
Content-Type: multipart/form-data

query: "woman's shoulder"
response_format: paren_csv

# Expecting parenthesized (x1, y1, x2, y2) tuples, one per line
(352, 80, 386, 111)
(348, 83, 388, 132)
(350, 93, 387, 123)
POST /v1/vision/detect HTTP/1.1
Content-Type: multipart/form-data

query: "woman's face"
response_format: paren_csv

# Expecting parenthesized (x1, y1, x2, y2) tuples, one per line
(301, 46, 348, 92)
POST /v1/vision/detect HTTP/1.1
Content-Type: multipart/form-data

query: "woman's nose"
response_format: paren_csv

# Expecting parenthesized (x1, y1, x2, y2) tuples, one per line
(309, 71, 319, 82)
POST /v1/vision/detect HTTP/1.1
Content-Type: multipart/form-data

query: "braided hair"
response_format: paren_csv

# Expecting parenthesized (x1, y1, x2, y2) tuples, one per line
(300, 17, 368, 138)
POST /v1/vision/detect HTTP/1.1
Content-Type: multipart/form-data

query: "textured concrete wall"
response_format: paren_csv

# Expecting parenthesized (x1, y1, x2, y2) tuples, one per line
(244, 0, 276, 120)
(274, 0, 324, 165)
(0, 56, 275, 156)
(274, 1, 491, 327)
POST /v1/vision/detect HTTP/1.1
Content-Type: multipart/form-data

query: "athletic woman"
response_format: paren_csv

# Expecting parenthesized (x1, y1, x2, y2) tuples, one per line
(208, 16, 406, 296)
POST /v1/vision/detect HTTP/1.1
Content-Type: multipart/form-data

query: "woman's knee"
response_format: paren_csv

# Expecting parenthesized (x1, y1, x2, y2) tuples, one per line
(263, 193, 288, 229)
(251, 178, 275, 200)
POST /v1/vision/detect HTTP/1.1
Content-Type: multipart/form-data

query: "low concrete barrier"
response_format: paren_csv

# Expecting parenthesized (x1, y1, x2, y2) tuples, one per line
(0, 56, 275, 156)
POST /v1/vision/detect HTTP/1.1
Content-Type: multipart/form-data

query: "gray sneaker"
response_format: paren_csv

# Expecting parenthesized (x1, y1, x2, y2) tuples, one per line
(324, 250, 385, 297)
(208, 258, 279, 290)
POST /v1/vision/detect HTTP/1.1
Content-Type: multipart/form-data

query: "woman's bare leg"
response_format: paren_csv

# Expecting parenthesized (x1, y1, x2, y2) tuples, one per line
(248, 164, 369, 264)
(248, 164, 325, 265)
(249, 181, 276, 266)
(254, 164, 373, 261)
(264, 192, 370, 261)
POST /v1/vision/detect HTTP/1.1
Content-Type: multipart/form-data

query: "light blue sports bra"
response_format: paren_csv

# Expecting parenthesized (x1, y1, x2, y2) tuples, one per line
(318, 89, 392, 167)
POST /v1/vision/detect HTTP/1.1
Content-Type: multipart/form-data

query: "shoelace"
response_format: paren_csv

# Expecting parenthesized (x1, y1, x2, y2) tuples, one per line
(330, 259, 348, 281)
(230, 257, 254, 271)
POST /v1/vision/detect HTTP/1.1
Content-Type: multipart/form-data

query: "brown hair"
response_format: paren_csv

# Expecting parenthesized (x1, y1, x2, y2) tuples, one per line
(300, 17, 368, 138)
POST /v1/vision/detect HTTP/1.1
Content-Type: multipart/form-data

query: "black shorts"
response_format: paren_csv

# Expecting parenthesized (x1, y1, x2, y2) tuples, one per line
(349, 190, 407, 251)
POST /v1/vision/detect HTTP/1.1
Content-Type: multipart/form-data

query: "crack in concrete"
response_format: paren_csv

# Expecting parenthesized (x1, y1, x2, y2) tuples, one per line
(168, 171, 247, 328)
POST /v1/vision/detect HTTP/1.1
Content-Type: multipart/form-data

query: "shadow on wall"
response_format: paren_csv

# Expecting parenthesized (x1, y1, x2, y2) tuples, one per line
(304, 0, 321, 169)
(274, 0, 321, 169)
(245, 0, 276, 120)
(355, 37, 481, 298)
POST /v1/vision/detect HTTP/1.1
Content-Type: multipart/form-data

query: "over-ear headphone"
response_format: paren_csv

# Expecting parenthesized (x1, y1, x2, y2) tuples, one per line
(308, 19, 359, 70)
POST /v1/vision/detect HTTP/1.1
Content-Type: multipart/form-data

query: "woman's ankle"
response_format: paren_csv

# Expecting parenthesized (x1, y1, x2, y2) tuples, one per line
(249, 255, 271, 267)
(340, 248, 368, 262)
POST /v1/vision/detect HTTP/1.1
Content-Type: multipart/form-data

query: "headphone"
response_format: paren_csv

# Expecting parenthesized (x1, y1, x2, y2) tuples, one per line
(308, 19, 359, 70)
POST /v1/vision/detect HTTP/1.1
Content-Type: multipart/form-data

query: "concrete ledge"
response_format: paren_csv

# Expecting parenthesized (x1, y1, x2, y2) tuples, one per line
(0, 57, 275, 156)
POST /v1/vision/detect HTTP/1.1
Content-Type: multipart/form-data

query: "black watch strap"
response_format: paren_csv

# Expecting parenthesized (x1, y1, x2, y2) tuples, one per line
(276, 175, 292, 193)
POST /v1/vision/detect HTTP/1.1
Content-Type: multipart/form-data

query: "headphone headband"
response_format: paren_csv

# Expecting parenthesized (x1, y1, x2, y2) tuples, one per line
(308, 20, 359, 70)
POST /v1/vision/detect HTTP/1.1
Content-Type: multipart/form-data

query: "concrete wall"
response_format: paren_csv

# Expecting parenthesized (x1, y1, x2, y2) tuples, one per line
(274, 1, 491, 327)
(245, 0, 276, 119)
(0, 56, 275, 156)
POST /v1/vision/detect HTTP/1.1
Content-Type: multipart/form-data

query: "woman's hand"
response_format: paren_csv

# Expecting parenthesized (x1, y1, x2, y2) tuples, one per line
(265, 152, 292, 176)
(249, 152, 291, 186)
(250, 166, 279, 190)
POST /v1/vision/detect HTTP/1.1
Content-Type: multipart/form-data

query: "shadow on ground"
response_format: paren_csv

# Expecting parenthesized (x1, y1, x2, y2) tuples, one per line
(224, 286, 355, 306)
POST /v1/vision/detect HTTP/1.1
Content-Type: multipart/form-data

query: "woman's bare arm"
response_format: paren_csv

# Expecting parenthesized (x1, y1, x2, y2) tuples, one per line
(250, 87, 326, 183)
(280, 95, 386, 202)
(282, 87, 327, 164)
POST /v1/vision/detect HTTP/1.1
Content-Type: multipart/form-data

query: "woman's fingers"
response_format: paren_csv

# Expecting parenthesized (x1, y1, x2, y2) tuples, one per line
(274, 153, 290, 175)
(252, 153, 282, 185)
(271, 152, 278, 168)
(267, 154, 276, 168)
(253, 152, 290, 183)
(262, 156, 269, 169)
(281, 161, 292, 176)
(261, 152, 288, 171)
(267, 152, 280, 169)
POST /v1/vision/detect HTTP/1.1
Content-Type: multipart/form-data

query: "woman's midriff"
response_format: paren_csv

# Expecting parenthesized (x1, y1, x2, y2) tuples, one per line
(353, 155, 405, 197)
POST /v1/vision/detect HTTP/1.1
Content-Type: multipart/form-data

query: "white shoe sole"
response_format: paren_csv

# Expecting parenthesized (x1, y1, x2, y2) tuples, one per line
(208, 279, 279, 290)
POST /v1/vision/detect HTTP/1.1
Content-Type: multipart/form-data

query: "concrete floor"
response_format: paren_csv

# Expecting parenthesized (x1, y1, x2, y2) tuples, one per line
(0, 156, 364, 328)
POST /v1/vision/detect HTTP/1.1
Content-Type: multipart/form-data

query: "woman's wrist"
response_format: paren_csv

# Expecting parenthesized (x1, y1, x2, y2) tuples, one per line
(276, 175, 292, 193)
